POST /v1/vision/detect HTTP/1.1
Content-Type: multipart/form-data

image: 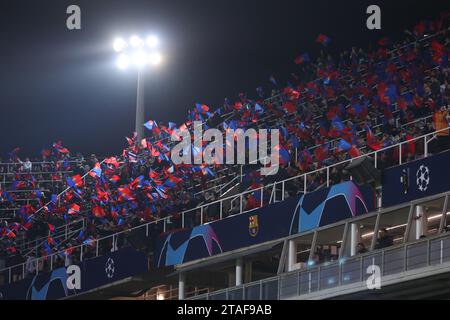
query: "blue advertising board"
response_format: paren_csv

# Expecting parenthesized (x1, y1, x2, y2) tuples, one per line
(382, 150, 450, 208)
(155, 181, 375, 267)
(0, 247, 148, 300)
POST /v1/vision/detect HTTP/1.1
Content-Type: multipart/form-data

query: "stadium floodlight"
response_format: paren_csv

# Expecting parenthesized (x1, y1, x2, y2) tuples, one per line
(113, 38, 127, 52)
(113, 35, 162, 70)
(116, 54, 130, 70)
(132, 50, 148, 67)
(146, 35, 159, 48)
(149, 52, 162, 65)
(130, 35, 143, 48)
(112, 34, 163, 140)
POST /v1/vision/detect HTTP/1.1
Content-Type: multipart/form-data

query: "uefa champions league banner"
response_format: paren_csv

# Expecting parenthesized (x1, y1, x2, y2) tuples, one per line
(155, 181, 375, 268)
(382, 150, 450, 208)
(0, 247, 147, 300)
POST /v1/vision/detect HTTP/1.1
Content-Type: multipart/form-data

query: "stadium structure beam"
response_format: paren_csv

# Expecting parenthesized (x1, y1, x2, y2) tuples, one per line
(135, 69, 145, 140)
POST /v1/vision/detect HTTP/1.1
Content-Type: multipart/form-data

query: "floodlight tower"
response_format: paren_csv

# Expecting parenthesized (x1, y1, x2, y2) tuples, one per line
(113, 35, 162, 140)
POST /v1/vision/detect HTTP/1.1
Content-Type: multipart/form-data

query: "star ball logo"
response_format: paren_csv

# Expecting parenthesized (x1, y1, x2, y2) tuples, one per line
(416, 165, 430, 192)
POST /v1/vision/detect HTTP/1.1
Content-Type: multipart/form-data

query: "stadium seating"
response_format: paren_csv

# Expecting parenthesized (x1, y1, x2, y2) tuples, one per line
(0, 12, 448, 293)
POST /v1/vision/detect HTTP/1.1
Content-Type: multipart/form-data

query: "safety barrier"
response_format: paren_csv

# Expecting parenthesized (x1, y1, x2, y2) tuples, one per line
(0, 29, 446, 285)
(1, 127, 448, 286)
(189, 230, 450, 300)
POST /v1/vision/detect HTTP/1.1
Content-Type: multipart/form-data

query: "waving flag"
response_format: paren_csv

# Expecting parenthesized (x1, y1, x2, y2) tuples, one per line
(118, 187, 135, 201)
(105, 157, 120, 168)
(337, 139, 352, 152)
(283, 101, 297, 113)
(41, 148, 51, 158)
(51, 194, 58, 204)
(168, 122, 177, 131)
(331, 116, 345, 131)
(5, 229, 16, 238)
(349, 146, 361, 158)
(67, 174, 83, 188)
(83, 237, 96, 247)
(378, 37, 392, 47)
(53, 141, 70, 154)
(92, 206, 106, 218)
(89, 162, 102, 178)
(255, 103, 264, 113)
(33, 190, 43, 200)
(196, 103, 210, 113)
(316, 34, 331, 46)
(294, 52, 310, 65)
(314, 145, 329, 163)
(110, 175, 121, 184)
(144, 120, 159, 132)
(68, 203, 80, 215)
(269, 75, 278, 87)
(274, 145, 290, 164)
(201, 166, 215, 177)
(256, 86, 264, 98)
(413, 21, 425, 37)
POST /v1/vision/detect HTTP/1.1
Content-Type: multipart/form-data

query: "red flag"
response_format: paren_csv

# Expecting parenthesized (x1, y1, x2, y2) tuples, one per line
(349, 146, 361, 158)
(283, 101, 297, 113)
(406, 135, 415, 156)
(47, 223, 55, 233)
(314, 146, 328, 163)
(105, 157, 120, 168)
(68, 203, 80, 215)
(92, 206, 106, 218)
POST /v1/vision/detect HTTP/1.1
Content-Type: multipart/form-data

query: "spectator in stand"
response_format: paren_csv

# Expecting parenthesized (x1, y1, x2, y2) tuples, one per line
(433, 105, 450, 152)
(21, 158, 32, 172)
(1, 12, 449, 270)
(25, 253, 36, 277)
(376, 228, 394, 249)
(313, 245, 324, 264)
(357, 242, 368, 254)
(89, 154, 99, 168)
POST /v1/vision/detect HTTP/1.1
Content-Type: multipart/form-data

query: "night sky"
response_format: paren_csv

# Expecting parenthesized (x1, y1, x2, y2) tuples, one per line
(0, 0, 448, 158)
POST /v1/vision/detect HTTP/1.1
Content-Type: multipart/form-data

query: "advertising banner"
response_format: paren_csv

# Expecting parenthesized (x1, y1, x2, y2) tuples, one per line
(382, 151, 450, 207)
(155, 181, 375, 267)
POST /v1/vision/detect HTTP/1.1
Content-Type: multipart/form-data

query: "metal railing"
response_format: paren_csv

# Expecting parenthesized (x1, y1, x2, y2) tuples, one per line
(0, 127, 448, 286)
(3, 28, 442, 231)
(0, 171, 73, 188)
(0, 29, 446, 284)
(190, 231, 450, 300)
(14, 218, 86, 254)
(0, 160, 81, 170)
(178, 126, 446, 229)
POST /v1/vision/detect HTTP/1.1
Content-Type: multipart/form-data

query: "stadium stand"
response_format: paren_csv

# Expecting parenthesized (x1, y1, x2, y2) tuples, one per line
(0, 11, 449, 300)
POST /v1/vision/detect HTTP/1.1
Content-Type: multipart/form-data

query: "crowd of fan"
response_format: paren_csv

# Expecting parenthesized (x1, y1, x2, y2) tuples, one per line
(0, 12, 450, 284)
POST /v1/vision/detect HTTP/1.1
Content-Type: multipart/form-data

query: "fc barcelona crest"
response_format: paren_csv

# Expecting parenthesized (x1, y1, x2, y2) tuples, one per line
(249, 215, 259, 237)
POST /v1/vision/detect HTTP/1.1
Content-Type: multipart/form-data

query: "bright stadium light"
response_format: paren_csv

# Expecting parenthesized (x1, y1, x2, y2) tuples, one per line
(130, 35, 143, 48)
(116, 54, 130, 70)
(149, 52, 162, 65)
(113, 34, 162, 70)
(146, 35, 159, 48)
(113, 38, 127, 52)
(132, 50, 148, 67)
(112, 33, 164, 140)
